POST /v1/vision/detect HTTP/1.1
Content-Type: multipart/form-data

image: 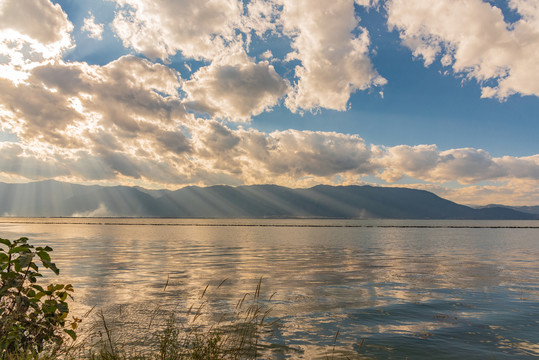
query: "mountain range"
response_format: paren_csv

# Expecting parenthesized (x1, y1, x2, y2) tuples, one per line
(0, 180, 537, 219)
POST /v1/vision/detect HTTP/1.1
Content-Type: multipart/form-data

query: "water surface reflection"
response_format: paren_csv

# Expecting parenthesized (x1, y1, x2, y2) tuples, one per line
(0, 219, 537, 359)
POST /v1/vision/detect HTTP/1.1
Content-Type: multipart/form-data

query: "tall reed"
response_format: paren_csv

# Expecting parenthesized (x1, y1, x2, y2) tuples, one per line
(62, 278, 278, 360)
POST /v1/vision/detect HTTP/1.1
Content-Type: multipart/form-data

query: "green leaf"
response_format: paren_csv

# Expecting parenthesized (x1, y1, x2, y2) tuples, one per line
(32, 284, 45, 292)
(64, 329, 77, 340)
(9, 246, 30, 254)
(19, 252, 34, 268)
(37, 250, 51, 262)
(57, 302, 69, 314)
(43, 260, 60, 275)
(0, 253, 8, 262)
(0, 238, 11, 247)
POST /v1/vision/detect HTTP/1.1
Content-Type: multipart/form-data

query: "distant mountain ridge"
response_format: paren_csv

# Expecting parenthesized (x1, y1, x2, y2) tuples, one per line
(0, 180, 536, 220)
(479, 204, 539, 216)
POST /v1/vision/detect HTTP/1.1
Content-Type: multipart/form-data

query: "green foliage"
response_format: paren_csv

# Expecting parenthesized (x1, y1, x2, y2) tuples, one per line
(1, 238, 364, 359)
(0, 237, 78, 358)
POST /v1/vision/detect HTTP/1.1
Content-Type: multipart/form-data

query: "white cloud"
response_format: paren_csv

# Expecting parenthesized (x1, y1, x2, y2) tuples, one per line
(495, 155, 539, 179)
(110, 0, 386, 114)
(378, 180, 539, 207)
(260, 50, 273, 60)
(429, 179, 539, 206)
(386, 0, 539, 99)
(0, 0, 536, 206)
(112, 0, 243, 61)
(431, 148, 507, 183)
(0, 54, 536, 203)
(243, 0, 282, 37)
(82, 13, 104, 40)
(0, 0, 73, 61)
(376, 144, 439, 182)
(282, 0, 386, 112)
(1, 56, 538, 190)
(189, 125, 378, 186)
(375, 145, 539, 185)
(0, 55, 195, 183)
(257, 130, 374, 177)
(354, 0, 380, 8)
(184, 53, 289, 120)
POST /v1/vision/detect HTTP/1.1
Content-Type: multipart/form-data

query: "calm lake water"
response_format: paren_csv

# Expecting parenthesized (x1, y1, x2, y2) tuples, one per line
(1, 218, 538, 359)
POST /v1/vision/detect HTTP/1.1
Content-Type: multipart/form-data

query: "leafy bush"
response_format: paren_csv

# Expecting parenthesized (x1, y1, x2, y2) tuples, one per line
(0, 237, 78, 357)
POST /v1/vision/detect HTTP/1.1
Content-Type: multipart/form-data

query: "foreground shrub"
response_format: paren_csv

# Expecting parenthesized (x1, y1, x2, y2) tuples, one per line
(0, 237, 78, 358)
(2, 237, 360, 359)
(1, 237, 277, 359)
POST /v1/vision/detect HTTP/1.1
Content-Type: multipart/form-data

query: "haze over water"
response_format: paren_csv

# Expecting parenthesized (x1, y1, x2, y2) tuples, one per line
(1, 218, 538, 359)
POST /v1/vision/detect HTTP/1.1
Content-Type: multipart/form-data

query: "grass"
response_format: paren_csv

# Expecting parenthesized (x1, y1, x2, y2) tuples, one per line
(5, 278, 279, 360)
(1, 238, 365, 359)
(3, 279, 368, 360)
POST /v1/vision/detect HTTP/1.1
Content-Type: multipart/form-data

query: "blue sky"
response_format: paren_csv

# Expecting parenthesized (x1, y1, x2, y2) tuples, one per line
(0, 0, 538, 206)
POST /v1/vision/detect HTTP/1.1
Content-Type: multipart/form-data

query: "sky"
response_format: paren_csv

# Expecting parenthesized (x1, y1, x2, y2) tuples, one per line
(0, 0, 538, 206)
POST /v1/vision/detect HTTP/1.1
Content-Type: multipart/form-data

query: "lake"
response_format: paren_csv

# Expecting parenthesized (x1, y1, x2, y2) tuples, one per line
(1, 218, 538, 359)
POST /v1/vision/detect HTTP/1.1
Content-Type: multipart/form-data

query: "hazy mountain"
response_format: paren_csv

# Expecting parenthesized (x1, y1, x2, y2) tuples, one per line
(0, 180, 536, 219)
(480, 204, 539, 216)
(0, 180, 165, 217)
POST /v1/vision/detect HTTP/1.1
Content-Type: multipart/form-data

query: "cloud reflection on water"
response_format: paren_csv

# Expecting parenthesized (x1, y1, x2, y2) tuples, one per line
(0, 218, 538, 358)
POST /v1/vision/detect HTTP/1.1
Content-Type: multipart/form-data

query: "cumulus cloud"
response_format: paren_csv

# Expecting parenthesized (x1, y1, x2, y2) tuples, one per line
(429, 149, 507, 183)
(446, 179, 539, 206)
(386, 0, 539, 99)
(255, 130, 374, 177)
(0, 55, 197, 183)
(189, 125, 378, 185)
(191, 127, 539, 190)
(82, 13, 104, 40)
(243, 0, 282, 37)
(375, 144, 439, 182)
(2, 57, 538, 191)
(1, 93, 539, 203)
(1, 56, 187, 145)
(0, 0, 73, 62)
(282, 0, 386, 112)
(0, 0, 537, 207)
(110, 0, 386, 114)
(495, 155, 539, 179)
(376, 145, 539, 184)
(354, 0, 380, 9)
(184, 54, 289, 120)
(112, 0, 242, 61)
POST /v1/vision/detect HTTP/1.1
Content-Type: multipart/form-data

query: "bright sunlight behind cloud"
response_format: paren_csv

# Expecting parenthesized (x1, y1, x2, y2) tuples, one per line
(0, 0, 538, 206)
